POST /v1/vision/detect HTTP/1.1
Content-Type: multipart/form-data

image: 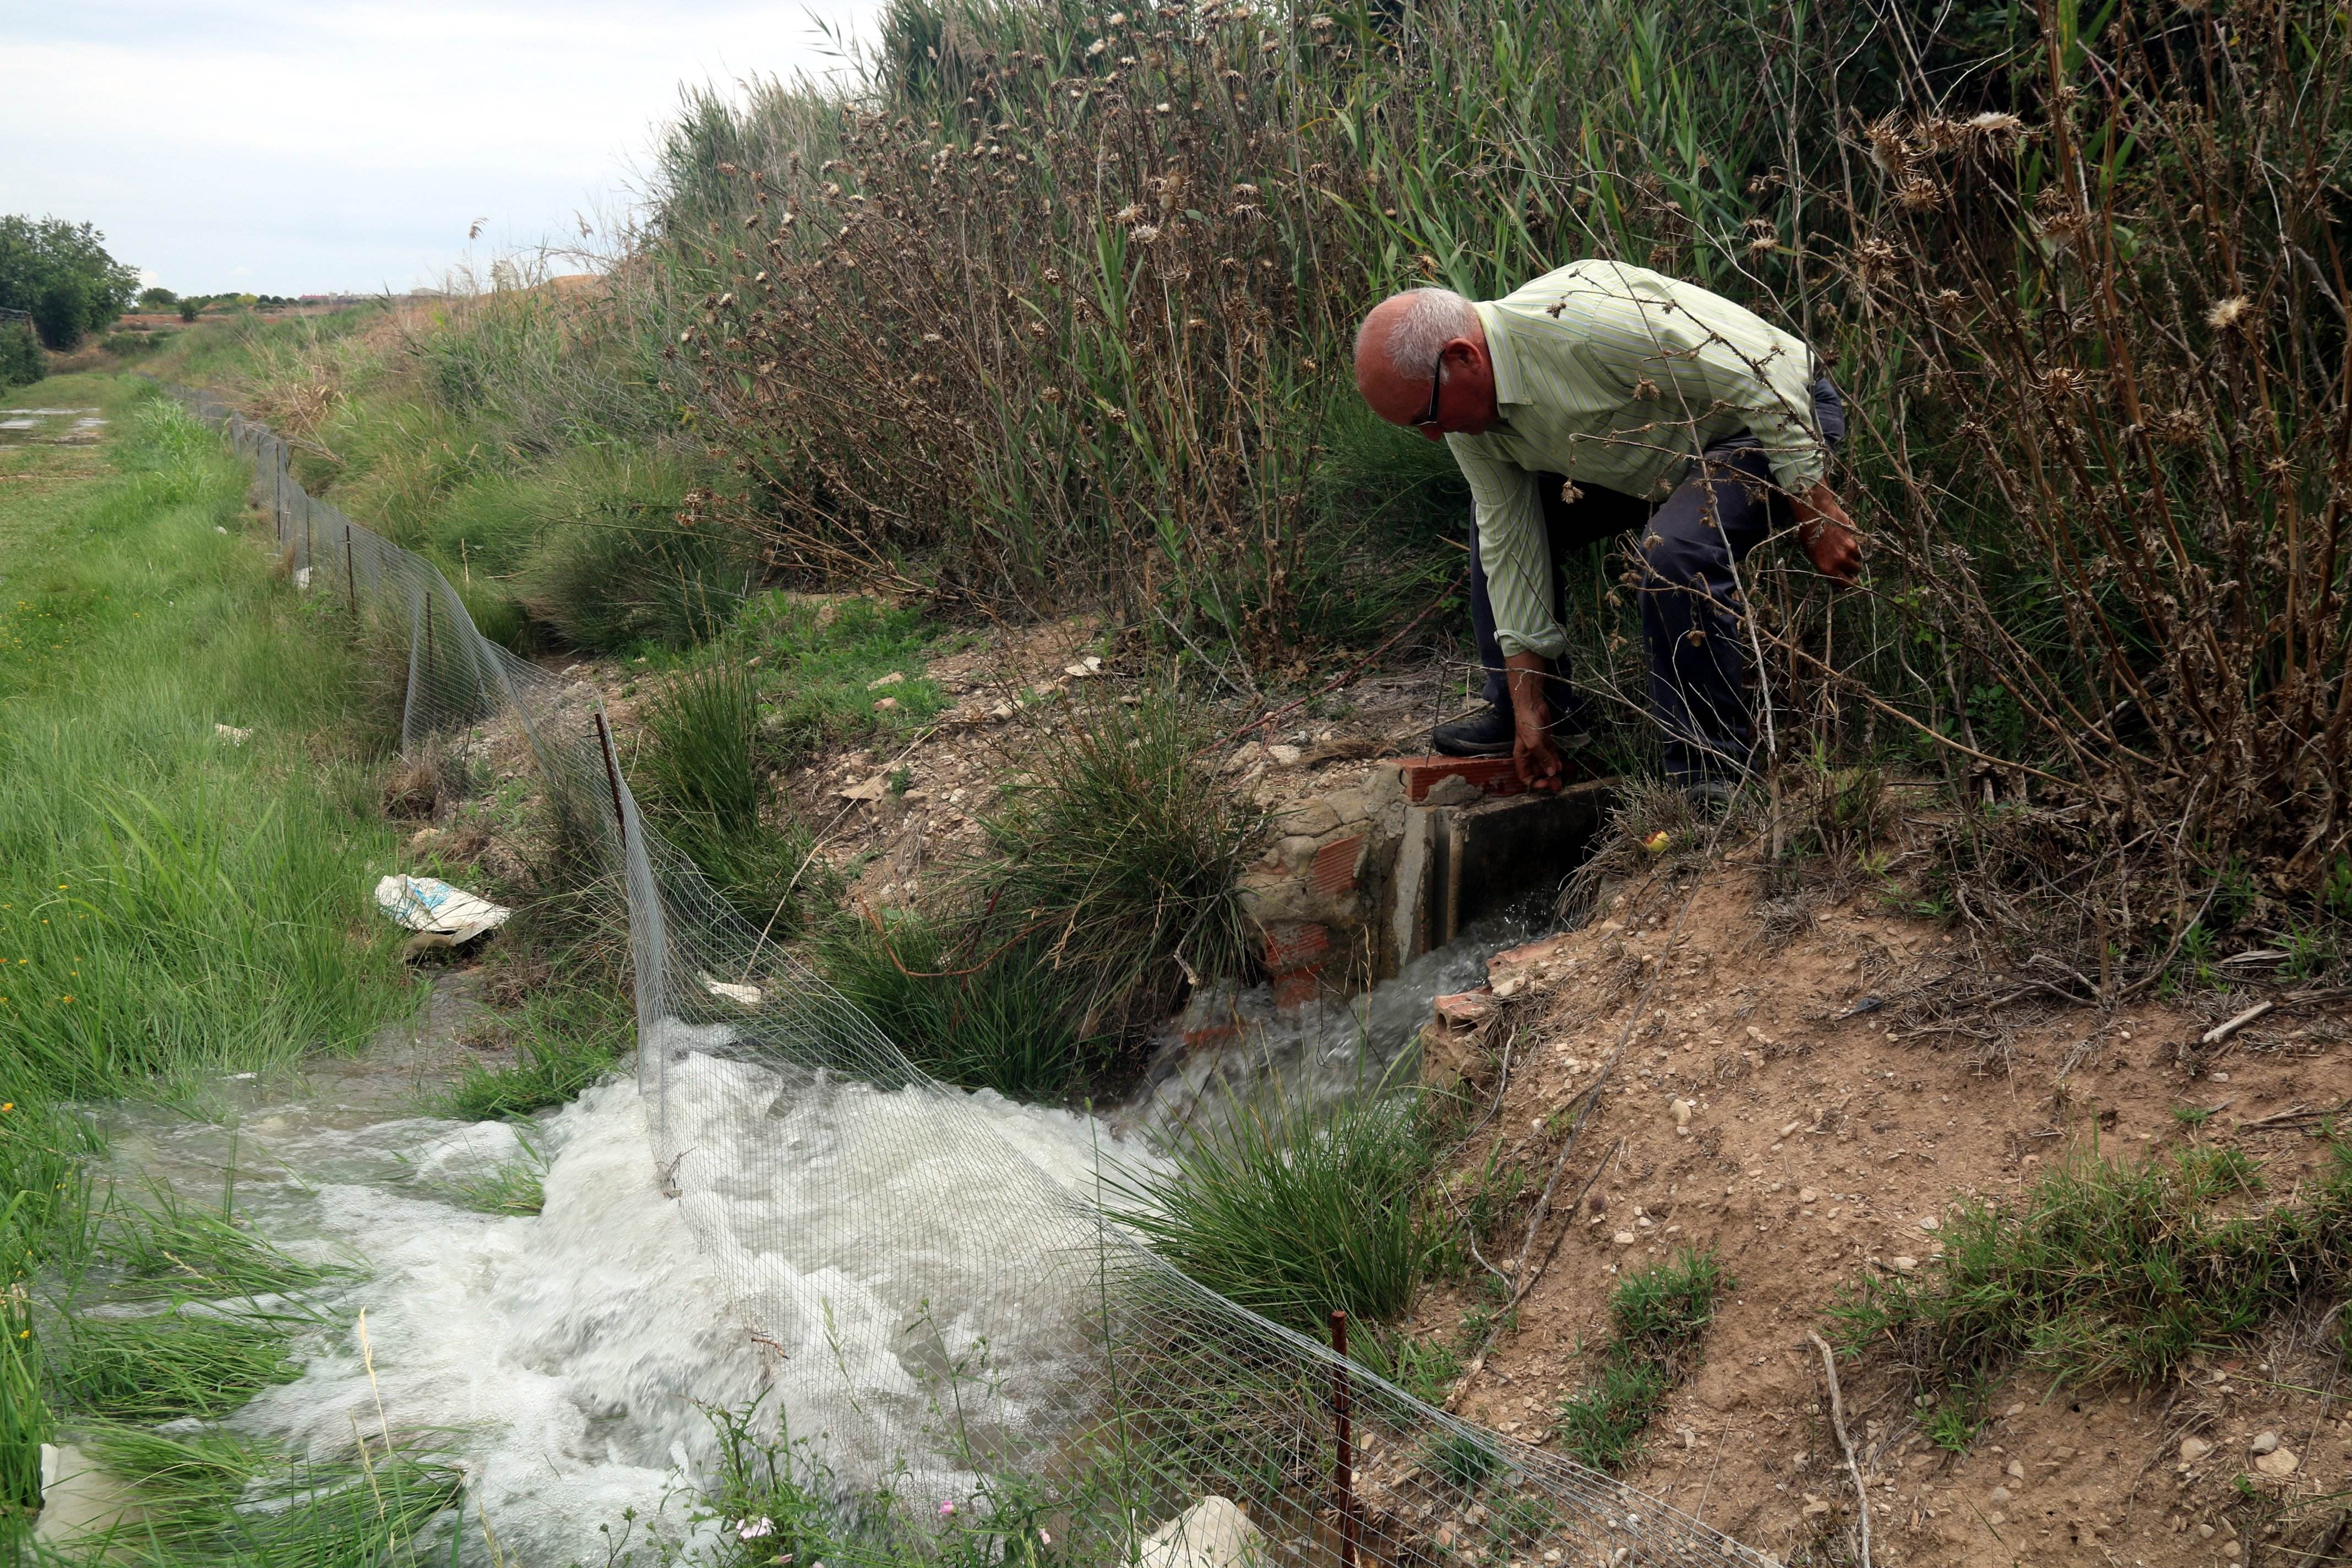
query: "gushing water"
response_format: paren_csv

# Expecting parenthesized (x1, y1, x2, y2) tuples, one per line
(86, 919, 1529, 1561)
(99, 1059, 1136, 1562)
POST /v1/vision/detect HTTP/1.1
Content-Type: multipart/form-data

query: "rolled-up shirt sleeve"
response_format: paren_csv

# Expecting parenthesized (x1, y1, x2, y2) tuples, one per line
(1450, 435, 1566, 658)
(1697, 333, 1826, 494)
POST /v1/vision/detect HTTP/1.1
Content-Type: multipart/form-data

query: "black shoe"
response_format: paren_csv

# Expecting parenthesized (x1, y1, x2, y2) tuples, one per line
(1430, 705, 1593, 759)
(1678, 774, 1739, 813)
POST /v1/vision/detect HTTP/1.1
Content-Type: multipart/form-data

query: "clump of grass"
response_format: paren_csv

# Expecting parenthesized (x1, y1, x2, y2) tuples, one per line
(633, 656, 832, 932)
(816, 691, 1257, 1102)
(101, 1184, 352, 1302)
(1424, 1427, 1502, 1493)
(1108, 1086, 1441, 1337)
(439, 985, 630, 1120)
(53, 1309, 307, 1421)
(640, 660, 765, 834)
(1554, 1358, 1674, 1472)
(1551, 1248, 1732, 1472)
(421, 1138, 548, 1217)
(83, 1423, 464, 1565)
(1831, 1143, 2352, 1416)
(960, 693, 1260, 1042)
(818, 912, 1102, 1099)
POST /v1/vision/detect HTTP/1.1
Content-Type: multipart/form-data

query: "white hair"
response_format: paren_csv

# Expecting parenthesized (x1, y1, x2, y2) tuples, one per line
(1355, 287, 1477, 382)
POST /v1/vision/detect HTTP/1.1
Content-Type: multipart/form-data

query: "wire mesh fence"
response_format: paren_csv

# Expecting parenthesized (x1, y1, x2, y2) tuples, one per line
(167, 381, 1782, 1568)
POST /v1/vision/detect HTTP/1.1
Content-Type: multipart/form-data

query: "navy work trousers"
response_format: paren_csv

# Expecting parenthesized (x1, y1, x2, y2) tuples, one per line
(1467, 377, 1846, 783)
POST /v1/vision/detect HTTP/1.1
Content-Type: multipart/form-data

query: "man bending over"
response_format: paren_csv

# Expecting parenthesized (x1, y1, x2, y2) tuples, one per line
(1353, 260, 1861, 802)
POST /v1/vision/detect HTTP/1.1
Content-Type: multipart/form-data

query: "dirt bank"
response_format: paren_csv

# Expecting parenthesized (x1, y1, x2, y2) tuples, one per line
(1410, 845, 2350, 1567)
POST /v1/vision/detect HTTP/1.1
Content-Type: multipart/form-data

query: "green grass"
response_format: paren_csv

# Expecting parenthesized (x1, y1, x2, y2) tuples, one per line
(438, 984, 631, 1120)
(78, 1424, 463, 1566)
(818, 912, 1104, 1099)
(634, 655, 827, 930)
(813, 690, 1256, 1101)
(98, 1183, 353, 1303)
(956, 693, 1260, 1044)
(736, 593, 946, 763)
(53, 1310, 308, 1422)
(419, 1136, 548, 1216)
(1551, 1248, 1733, 1472)
(0, 375, 422, 1554)
(0, 373, 411, 1299)
(1424, 1427, 1503, 1492)
(1553, 1357, 1674, 1472)
(1108, 1086, 1442, 1337)
(0, 379, 413, 1110)
(1, 1264, 46, 1540)
(1830, 1142, 2352, 1405)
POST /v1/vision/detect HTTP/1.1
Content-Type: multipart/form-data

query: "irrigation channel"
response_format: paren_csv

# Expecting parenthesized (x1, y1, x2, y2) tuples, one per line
(43, 387, 1783, 1568)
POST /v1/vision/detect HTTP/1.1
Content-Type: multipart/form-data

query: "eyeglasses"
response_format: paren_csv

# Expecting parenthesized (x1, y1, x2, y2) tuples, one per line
(1413, 358, 1447, 435)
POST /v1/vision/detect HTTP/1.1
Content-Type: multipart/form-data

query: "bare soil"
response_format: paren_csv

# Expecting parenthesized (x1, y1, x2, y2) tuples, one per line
(1412, 851, 2351, 1567)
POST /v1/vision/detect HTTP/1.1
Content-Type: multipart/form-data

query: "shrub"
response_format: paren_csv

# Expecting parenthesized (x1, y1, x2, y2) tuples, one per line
(0, 320, 39, 389)
(959, 693, 1260, 1048)
(1108, 1086, 1440, 1336)
(1832, 1144, 2352, 1414)
(818, 911, 1102, 1098)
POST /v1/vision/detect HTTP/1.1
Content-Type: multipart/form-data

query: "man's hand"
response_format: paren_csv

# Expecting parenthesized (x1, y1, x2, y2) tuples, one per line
(1504, 653, 1565, 793)
(1792, 481, 1862, 584)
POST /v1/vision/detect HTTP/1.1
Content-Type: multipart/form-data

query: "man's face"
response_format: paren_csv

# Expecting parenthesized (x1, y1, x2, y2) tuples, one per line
(1412, 341, 1499, 440)
(1355, 330, 1498, 440)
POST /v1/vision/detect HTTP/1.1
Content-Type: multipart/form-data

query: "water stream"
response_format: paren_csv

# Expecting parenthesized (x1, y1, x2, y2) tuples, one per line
(68, 918, 1534, 1561)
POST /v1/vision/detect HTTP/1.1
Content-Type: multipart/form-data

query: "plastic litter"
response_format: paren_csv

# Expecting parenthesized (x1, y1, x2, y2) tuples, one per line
(1140, 1498, 1262, 1568)
(214, 723, 253, 745)
(697, 971, 764, 1008)
(373, 874, 511, 944)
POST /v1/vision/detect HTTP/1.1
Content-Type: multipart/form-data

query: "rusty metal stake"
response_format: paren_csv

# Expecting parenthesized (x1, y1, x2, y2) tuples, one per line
(594, 710, 628, 851)
(1331, 1310, 1359, 1568)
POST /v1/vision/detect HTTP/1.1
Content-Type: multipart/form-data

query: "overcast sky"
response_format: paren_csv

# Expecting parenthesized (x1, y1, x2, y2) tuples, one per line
(2, 0, 883, 296)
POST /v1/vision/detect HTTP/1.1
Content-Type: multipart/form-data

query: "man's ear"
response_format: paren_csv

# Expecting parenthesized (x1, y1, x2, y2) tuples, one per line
(1438, 336, 1482, 371)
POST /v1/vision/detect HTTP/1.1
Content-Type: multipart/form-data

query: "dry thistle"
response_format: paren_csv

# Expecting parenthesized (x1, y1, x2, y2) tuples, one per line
(2204, 295, 2253, 331)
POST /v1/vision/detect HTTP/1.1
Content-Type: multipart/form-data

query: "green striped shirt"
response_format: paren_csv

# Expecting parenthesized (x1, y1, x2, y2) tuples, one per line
(1448, 260, 1827, 658)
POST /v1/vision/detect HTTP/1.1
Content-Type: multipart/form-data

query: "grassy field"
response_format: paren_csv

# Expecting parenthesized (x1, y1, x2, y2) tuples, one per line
(0, 372, 418, 1549)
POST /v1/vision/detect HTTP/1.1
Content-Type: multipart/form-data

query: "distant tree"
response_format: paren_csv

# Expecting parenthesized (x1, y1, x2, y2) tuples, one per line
(177, 298, 199, 322)
(137, 285, 178, 311)
(0, 216, 139, 350)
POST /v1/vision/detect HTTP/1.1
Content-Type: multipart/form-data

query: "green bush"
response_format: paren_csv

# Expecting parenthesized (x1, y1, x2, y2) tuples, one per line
(1108, 1086, 1441, 1336)
(1831, 1144, 2352, 1398)
(818, 912, 1102, 1098)
(1550, 1248, 1732, 1472)
(0, 321, 39, 389)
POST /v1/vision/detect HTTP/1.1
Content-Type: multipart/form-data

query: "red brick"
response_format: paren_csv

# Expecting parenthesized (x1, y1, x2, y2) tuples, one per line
(1308, 834, 1366, 899)
(1261, 919, 1332, 973)
(1271, 968, 1324, 1009)
(1393, 753, 1587, 804)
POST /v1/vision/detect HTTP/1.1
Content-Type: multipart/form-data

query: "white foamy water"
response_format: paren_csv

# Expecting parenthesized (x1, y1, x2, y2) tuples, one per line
(100, 1058, 1146, 1564)
(84, 914, 1529, 1563)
